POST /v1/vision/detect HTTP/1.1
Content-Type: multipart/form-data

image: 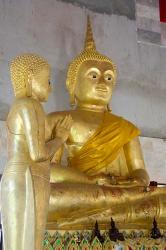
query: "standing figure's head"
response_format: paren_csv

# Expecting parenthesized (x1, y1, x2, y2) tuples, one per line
(10, 53, 51, 102)
(66, 17, 117, 107)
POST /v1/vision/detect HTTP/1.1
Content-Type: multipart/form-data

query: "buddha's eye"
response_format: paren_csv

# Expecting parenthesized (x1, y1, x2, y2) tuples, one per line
(87, 71, 99, 80)
(105, 75, 112, 81)
(90, 73, 98, 79)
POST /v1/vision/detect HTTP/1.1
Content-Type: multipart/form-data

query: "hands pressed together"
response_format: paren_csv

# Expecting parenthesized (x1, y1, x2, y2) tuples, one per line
(53, 115, 73, 142)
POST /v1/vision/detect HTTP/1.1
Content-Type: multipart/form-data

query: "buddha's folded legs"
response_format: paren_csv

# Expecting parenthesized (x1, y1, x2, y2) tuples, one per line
(47, 183, 166, 230)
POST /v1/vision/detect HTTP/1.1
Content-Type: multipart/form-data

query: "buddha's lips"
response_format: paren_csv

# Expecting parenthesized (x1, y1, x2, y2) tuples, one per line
(95, 87, 108, 93)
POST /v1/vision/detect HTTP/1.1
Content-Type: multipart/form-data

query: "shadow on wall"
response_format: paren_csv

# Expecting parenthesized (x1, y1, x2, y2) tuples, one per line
(56, 0, 136, 20)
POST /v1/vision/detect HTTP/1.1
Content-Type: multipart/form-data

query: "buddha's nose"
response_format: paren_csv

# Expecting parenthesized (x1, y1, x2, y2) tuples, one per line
(98, 75, 106, 84)
(98, 80, 106, 87)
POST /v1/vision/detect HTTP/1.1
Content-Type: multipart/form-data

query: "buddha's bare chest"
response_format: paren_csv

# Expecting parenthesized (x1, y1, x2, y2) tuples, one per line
(68, 112, 104, 144)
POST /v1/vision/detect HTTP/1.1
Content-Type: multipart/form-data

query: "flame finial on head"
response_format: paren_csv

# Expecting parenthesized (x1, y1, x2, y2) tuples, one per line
(84, 16, 96, 50)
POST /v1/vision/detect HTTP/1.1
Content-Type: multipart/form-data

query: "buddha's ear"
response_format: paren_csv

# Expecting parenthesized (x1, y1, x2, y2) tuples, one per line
(26, 70, 33, 97)
(70, 94, 77, 108)
(70, 96, 75, 107)
(107, 105, 112, 112)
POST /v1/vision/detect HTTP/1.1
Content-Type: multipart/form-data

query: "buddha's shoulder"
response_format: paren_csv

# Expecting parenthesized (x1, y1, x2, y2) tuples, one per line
(108, 112, 137, 127)
(9, 98, 42, 115)
(107, 112, 123, 122)
(12, 97, 41, 108)
(107, 112, 140, 138)
(107, 112, 140, 142)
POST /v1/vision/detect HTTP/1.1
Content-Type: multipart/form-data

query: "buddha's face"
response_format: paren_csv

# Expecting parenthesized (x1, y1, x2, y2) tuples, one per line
(30, 67, 51, 102)
(75, 60, 115, 106)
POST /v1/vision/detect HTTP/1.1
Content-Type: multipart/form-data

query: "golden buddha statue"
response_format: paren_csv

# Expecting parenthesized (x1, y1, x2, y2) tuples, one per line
(46, 17, 166, 231)
(1, 53, 72, 250)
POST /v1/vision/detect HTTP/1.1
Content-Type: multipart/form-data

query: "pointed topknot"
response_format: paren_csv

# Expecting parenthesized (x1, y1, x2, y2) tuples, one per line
(84, 16, 96, 50)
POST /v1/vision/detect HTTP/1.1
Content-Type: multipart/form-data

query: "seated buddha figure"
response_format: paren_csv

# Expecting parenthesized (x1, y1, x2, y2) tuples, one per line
(1, 53, 72, 250)
(47, 18, 166, 230)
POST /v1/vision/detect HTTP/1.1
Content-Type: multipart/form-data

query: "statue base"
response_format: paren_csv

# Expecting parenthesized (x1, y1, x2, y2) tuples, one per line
(44, 230, 166, 249)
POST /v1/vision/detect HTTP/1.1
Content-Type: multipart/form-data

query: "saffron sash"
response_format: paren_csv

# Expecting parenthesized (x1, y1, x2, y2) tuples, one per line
(69, 112, 140, 176)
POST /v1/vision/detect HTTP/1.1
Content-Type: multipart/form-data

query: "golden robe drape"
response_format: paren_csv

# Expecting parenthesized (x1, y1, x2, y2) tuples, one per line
(69, 112, 140, 176)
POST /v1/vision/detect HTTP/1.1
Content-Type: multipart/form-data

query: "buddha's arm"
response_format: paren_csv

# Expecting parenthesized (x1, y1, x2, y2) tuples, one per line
(46, 112, 66, 140)
(50, 146, 64, 164)
(93, 137, 150, 187)
(45, 112, 60, 141)
(46, 138, 63, 161)
(21, 101, 63, 162)
(122, 137, 150, 186)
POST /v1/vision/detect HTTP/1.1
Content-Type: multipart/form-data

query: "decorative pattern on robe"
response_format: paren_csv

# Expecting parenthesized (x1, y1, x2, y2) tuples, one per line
(69, 112, 140, 176)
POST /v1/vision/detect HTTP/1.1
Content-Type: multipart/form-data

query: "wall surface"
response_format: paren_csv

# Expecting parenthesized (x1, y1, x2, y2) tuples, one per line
(0, 0, 166, 138)
(0, 0, 165, 180)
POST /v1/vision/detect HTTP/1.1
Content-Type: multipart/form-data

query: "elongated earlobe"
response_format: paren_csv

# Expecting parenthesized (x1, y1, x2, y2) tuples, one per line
(70, 94, 77, 107)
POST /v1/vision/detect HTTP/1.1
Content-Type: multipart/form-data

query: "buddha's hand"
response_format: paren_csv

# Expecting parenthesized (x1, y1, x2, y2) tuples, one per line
(53, 115, 73, 142)
(91, 174, 117, 186)
(91, 174, 133, 186)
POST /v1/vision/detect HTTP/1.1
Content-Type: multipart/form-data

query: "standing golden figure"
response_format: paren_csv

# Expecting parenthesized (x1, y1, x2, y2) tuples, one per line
(1, 53, 72, 250)
(47, 17, 166, 230)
